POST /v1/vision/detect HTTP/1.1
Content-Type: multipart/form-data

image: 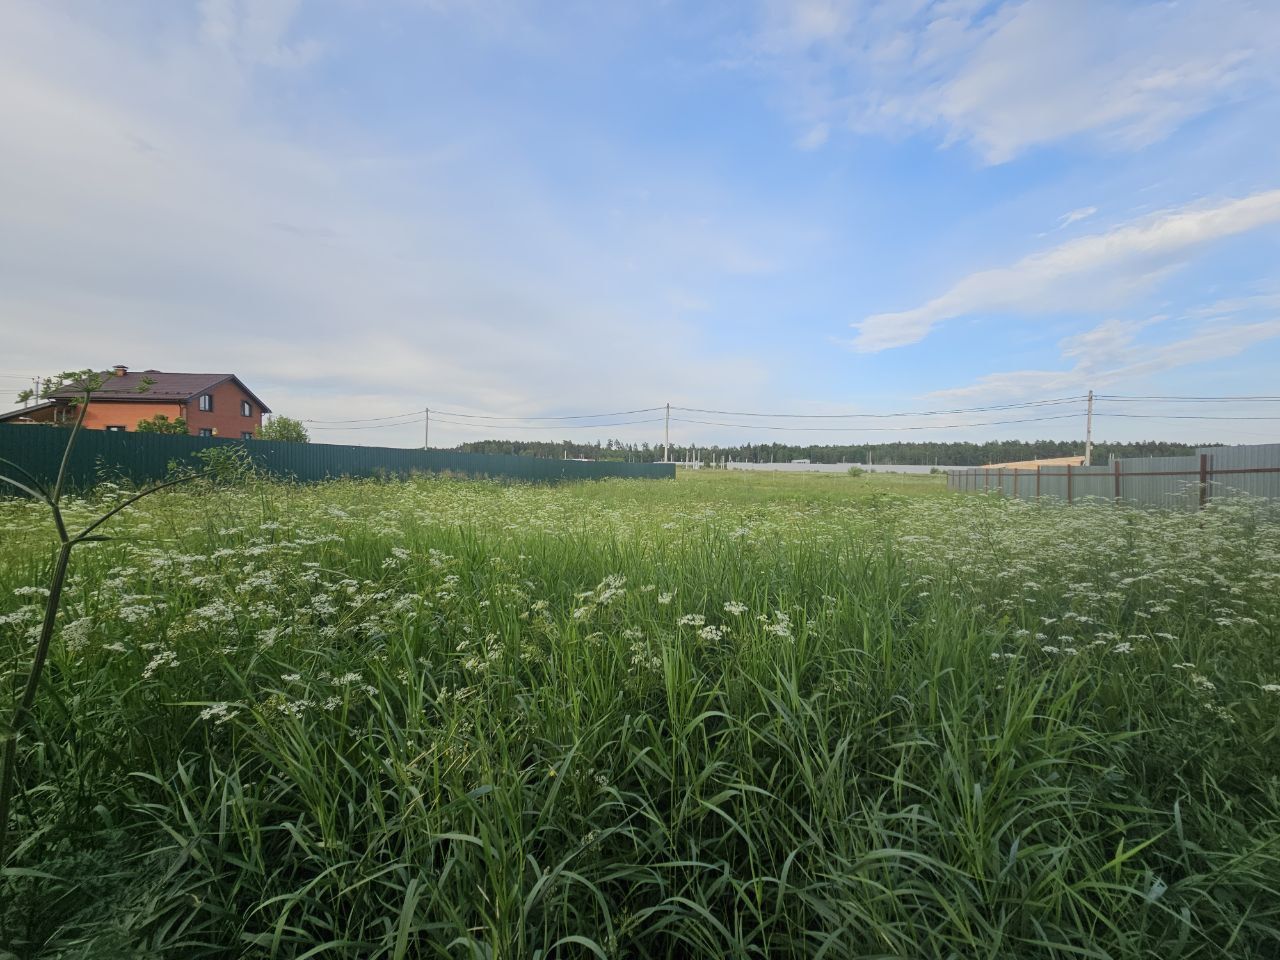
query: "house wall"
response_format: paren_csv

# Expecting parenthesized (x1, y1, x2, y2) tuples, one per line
(81, 401, 185, 432)
(5, 377, 268, 435)
(181, 379, 265, 438)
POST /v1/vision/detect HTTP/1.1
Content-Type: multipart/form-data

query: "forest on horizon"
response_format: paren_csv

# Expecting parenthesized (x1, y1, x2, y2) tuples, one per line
(454, 438, 1211, 466)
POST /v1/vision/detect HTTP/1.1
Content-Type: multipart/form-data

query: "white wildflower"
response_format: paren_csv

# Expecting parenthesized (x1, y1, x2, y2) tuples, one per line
(142, 650, 179, 679)
(198, 703, 240, 725)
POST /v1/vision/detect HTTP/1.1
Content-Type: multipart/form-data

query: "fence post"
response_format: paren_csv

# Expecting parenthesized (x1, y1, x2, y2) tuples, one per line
(1067, 464, 1073, 504)
(1199, 453, 1209, 509)
(1036, 466, 1041, 499)
(998, 467, 1004, 496)
(1113, 458, 1121, 503)
(1013, 467, 1019, 499)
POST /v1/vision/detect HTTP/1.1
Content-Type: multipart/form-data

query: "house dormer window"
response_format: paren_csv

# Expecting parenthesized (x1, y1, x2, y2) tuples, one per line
(199, 394, 213, 412)
(241, 400, 252, 417)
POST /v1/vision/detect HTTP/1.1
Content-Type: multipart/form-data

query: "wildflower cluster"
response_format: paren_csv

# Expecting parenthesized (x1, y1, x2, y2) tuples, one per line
(1, 472, 1278, 959)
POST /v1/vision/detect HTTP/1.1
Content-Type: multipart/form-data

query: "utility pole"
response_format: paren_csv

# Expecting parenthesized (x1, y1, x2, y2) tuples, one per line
(424, 407, 429, 450)
(1084, 390, 1094, 466)
(664, 402, 670, 463)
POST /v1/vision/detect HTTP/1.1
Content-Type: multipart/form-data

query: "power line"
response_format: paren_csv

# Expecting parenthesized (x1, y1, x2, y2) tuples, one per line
(308, 396, 1088, 426)
(429, 406, 665, 421)
(306, 405, 665, 425)
(428, 416, 666, 431)
(670, 396, 1086, 419)
(310, 415, 666, 432)
(1098, 394, 1280, 402)
(299, 393, 1280, 437)
(670, 412, 1085, 432)
(304, 410, 424, 424)
(1094, 412, 1280, 421)
(311, 410, 1090, 433)
(308, 417, 427, 431)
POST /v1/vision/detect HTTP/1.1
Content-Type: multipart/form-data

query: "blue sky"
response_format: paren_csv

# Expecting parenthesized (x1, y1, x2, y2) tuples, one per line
(2, 0, 1279, 448)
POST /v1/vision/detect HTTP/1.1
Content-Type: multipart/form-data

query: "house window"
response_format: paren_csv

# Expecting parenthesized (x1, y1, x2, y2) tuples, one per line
(241, 400, 252, 417)
(106, 425, 126, 432)
(241, 431, 254, 440)
(199, 394, 213, 412)
(198, 427, 213, 437)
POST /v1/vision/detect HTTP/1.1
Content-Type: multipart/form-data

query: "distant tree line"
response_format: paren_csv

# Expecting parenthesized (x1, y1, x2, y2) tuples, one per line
(453, 438, 1209, 466)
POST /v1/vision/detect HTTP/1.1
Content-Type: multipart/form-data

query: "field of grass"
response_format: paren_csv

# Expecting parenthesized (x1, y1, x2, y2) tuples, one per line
(2, 469, 1279, 958)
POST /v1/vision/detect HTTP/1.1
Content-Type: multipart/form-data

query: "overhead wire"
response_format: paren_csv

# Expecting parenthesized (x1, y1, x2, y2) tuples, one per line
(428, 406, 665, 421)
(426, 416, 666, 431)
(298, 394, 1280, 437)
(307, 396, 1087, 426)
(671, 395, 1087, 419)
(1097, 394, 1280, 402)
(304, 410, 424, 424)
(308, 417, 431, 431)
(310, 415, 666, 431)
(306, 405, 665, 425)
(670, 412, 1086, 432)
(1093, 412, 1280, 421)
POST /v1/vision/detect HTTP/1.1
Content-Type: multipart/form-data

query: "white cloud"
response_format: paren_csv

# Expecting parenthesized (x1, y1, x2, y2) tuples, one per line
(1057, 206, 1097, 229)
(0, 1, 786, 447)
(928, 314, 1280, 402)
(796, 122, 831, 150)
(850, 189, 1280, 352)
(198, 0, 323, 68)
(749, 0, 1280, 162)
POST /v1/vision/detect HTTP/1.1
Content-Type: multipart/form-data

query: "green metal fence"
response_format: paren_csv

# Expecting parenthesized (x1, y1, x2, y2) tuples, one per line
(0, 424, 675, 491)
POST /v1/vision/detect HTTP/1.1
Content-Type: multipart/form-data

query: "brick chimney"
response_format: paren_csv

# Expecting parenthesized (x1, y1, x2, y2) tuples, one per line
(113, 364, 128, 377)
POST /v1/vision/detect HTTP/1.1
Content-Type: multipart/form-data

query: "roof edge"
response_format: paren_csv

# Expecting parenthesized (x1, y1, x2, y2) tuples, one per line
(0, 401, 61, 422)
(225, 375, 272, 414)
(45, 372, 272, 413)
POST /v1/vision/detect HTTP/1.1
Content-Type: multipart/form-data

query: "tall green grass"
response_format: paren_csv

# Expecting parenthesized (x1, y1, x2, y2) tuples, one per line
(1, 472, 1278, 958)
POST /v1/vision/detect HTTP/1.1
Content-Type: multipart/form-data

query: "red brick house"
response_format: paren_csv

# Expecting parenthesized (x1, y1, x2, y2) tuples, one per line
(0, 366, 271, 439)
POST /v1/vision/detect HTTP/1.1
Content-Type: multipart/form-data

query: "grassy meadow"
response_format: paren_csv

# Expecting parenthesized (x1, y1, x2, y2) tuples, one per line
(1, 468, 1279, 958)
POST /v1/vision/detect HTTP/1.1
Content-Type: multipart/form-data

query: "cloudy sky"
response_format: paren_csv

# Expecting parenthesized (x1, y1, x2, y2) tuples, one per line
(2, 0, 1279, 448)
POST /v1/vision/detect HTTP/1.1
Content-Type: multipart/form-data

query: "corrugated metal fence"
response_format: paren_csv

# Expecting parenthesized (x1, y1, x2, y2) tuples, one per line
(0, 424, 675, 491)
(947, 443, 1280, 509)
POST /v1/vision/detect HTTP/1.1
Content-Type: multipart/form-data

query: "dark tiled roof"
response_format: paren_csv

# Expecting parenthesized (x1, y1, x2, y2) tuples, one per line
(48, 370, 271, 412)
